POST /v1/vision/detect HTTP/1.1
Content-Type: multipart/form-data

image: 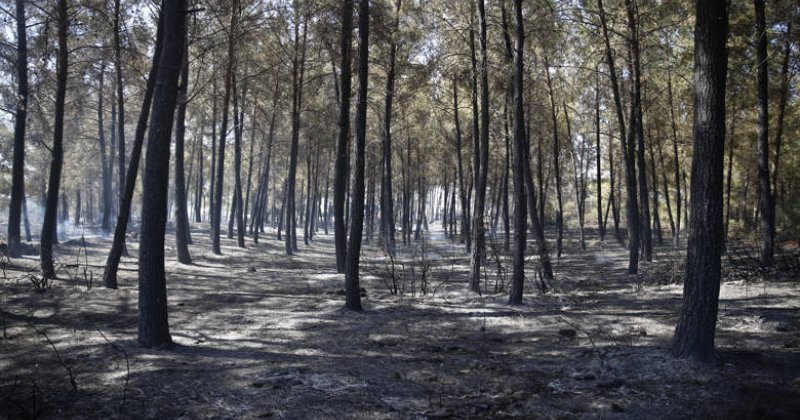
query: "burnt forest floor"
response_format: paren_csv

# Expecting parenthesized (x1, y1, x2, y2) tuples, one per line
(1, 224, 799, 419)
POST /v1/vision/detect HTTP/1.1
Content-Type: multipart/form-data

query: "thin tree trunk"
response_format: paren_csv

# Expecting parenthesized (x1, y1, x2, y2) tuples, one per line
(97, 65, 114, 234)
(173, 34, 192, 263)
(212, 2, 238, 254)
(452, 78, 469, 247)
(626, 0, 652, 261)
(724, 106, 736, 241)
(595, 71, 604, 242)
(565, 101, 586, 250)
(468, 2, 479, 254)
(345, 0, 369, 311)
(771, 21, 792, 218)
(667, 72, 682, 246)
(544, 56, 564, 259)
(598, 0, 639, 273)
(232, 75, 246, 248)
(102, 11, 163, 289)
(286, 11, 308, 254)
(469, 0, 490, 293)
(380, 0, 401, 256)
(74, 189, 81, 226)
(40, 0, 69, 278)
(114, 0, 127, 218)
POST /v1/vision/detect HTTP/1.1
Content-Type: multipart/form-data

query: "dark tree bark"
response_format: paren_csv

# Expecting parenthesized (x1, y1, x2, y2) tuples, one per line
(102, 11, 164, 289)
(97, 65, 114, 234)
(253, 98, 277, 243)
(285, 9, 308, 255)
(754, 0, 774, 267)
(671, 0, 728, 363)
(469, 0, 490, 293)
(597, 0, 639, 273)
(648, 133, 663, 244)
(467, 3, 478, 255)
(544, 56, 564, 259)
(771, 21, 792, 208)
(232, 75, 246, 248)
(23, 195, 32, 242)
(667, 72, 682, 246)
(380, 0, 400, 256)
(174, 34, 192, 264)
(7, 0, 28, 257)
(452, 78, 469, 246)
(657, 130, 677, 238)
(344, 0, 369, 311)
(595, 72, 604, 242)
(502, 100, 510, 252)
(40, 0, 69, 278)
(138, 0, 187, 349)
(244, 109, 257, 232)
(625, 0, 652, 261)
(565, 101, 587, 250)
(114, 0, 126, 215)
(334, 0, 353, 272)
(212, 1, 238, 255)
(209, 80, 217, 230)
(509, 0, 527, 305)
(74, 190, 81, 226)
(194, 123, 204, 223)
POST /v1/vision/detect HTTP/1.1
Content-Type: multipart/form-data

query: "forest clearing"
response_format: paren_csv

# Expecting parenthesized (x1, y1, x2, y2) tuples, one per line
(2, 227, 799, 418)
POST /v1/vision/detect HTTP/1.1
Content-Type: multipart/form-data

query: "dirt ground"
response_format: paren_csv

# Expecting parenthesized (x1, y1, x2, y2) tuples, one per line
(1, 226, 799, 419)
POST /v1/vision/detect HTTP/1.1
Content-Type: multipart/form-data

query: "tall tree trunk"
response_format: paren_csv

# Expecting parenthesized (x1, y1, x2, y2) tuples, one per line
(467, 2, 478, 254)
(212, 1, 238, 255)
(174, 34, 192, 263)
(285, 9, 308, 255)
(597, 0, 639, 273)
(114, 0, 127, 215)
(232, 75, 246, 248)
(95, 65, 113, 234)
(7, 0, 28, 256)
(334, 0, 354, 271)
(40, 0, 69, 278)
(509, 0, 528, 304)
(754, 0, 774, 267)
(452, 78, 469, 246)
(657, 131, 677, 238)
(565, 101, 586, 250)
(345, 0, 369, 311)
(648, 133, 663, 244)
(502, 100, 511, 252)
(667, 72, 682, 246)
(771, 21, 792, 221)
(209, 81, 217, 229)
(194, 123, 204, 223)
(595, 72, 604, 242)
(544, 56, 564, 259)
(244, 109, 257, 231)
(102, 11, 164, 289)
(380, 0, 400, 257)
(138, 0, 187, 348)
(625, 0, 652, 261)
(671, 0, 728, 363)
(469, 0, 490, 293)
